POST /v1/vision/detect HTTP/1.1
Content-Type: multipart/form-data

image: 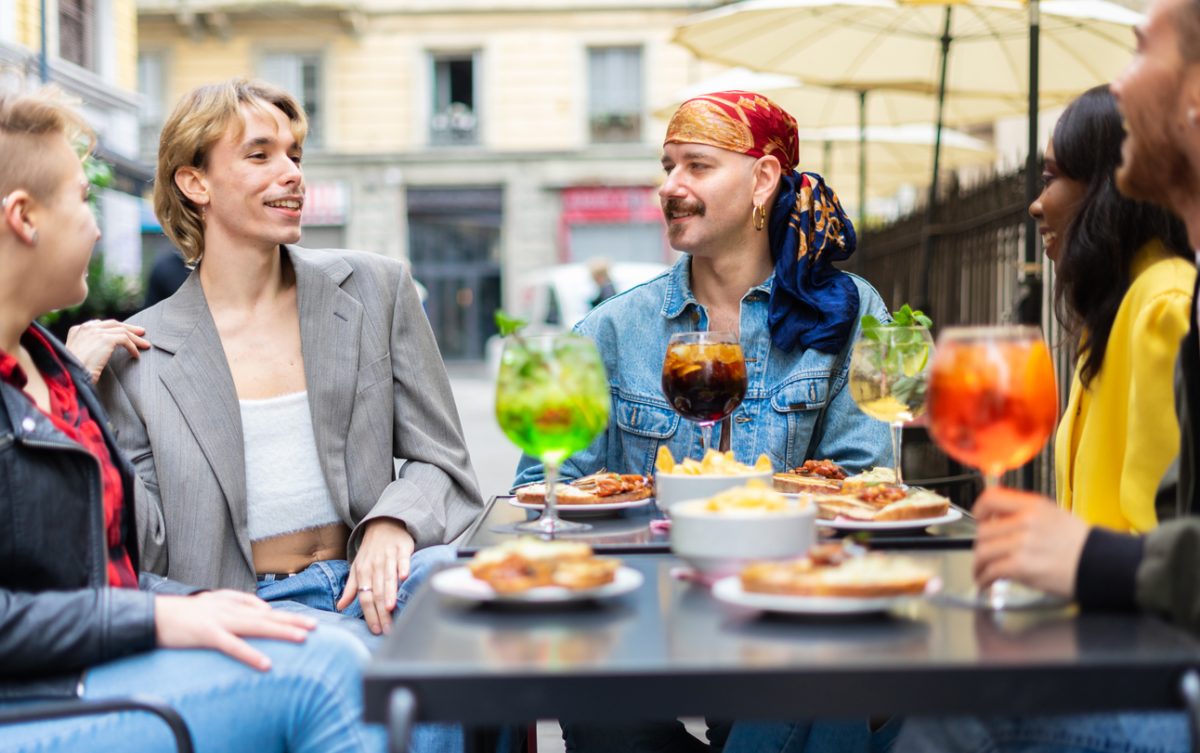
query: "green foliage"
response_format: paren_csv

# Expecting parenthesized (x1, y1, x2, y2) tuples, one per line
(83, 156, 114, 203)
(39, 256, 142, 328)
(859, 304, 934, 411)
(494, 310, 528, 337)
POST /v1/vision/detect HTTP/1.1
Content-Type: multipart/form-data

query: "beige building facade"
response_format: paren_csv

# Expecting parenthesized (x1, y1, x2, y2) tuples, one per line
(137, 0, 721, 357)
(2, 0, 148, 277)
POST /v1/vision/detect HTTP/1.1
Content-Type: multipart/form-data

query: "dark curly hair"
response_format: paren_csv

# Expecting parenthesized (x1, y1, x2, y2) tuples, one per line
(1051, 84, 1191, 387)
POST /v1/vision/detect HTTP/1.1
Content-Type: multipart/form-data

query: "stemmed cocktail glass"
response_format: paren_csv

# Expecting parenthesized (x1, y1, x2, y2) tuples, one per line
(927, 325, 1059, 609)
(661, 332, 748, 456)
(496, 333, 610, 535)
(849, 326, 934, 486)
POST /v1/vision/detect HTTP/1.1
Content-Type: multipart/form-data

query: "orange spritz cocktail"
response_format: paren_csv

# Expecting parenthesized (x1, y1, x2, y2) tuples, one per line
(927, 327, 1058, 481)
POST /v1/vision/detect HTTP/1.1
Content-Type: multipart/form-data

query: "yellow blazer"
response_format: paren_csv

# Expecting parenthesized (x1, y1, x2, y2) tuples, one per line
(1056, 240, 1196, 532)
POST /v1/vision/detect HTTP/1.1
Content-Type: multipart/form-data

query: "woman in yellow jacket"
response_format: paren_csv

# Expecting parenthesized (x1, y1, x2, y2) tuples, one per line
(1031, 85, 1194, 533)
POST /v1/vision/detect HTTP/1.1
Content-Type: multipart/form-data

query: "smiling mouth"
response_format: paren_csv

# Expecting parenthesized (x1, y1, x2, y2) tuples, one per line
(664, 200, 704, 222)
(265, 198, 303, 211)
(1041, 230, 1058, 247)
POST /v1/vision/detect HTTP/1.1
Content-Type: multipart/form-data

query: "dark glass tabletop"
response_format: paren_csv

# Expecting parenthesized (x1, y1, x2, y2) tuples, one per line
(458, 494, 978, 555)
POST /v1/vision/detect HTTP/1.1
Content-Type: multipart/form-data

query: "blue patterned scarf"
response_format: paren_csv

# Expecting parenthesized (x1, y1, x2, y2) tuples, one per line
(766, 170, 860, 354)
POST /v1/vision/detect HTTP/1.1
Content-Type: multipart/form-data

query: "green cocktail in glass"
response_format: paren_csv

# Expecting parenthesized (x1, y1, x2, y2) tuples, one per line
(496, 332, 610, 534)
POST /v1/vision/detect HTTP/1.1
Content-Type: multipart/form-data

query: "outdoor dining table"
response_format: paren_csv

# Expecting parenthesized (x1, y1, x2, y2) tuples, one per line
(366, 550, 1200, 753)
(457, 494, 979, 556)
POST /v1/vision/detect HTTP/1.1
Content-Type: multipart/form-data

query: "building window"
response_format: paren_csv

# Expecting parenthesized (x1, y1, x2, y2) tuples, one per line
(137, 53, 166, 158)
(259, 53, 323, 148)
(588, 46, 642, 144)
(59, 0, 95, 70)
(430, 53, 478, 146)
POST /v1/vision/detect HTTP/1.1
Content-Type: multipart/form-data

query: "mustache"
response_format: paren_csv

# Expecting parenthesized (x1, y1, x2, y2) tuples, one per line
(663, 198, 705, 217)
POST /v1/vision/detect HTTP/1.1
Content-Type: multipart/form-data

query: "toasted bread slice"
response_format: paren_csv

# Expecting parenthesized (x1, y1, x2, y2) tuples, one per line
(871, 489, 951, 522)
(741, 554, 933, 598)
(812, 494, 879, 521)
(515, 474, 653, 506)
(551, 557, 620, 590)
(468, 539, 594, 593)
(840, 467, 898, 494)
(773, 473, 844, 495)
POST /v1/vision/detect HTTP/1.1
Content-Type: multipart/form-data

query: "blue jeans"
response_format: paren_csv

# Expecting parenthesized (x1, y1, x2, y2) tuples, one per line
(892, 713, 1189, 753)
(255, 546, 456, 644)
(256, 546, 462, 753)
(0, 627, 385, 753)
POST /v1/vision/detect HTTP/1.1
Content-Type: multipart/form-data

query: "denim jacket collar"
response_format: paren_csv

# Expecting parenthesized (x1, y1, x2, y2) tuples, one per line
(661, 255, 774, 321)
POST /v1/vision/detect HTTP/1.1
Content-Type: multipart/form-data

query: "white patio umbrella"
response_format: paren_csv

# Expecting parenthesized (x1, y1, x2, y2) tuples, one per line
(673, 0, 1140, 306)
(799, 124, 994, 199)
(655, 67, 1077, 130)
(656, 67, 1025, 228)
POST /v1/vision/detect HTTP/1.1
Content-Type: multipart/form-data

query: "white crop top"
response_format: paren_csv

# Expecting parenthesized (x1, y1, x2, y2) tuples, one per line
(239, 391, 340, 542)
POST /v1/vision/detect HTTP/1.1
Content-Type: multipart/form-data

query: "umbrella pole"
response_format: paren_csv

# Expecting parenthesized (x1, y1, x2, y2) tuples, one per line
(919, 6, 952, 314)
(859, 89, 867, 237)
(1020, 0, 1042, 492)
(1024, 0, 1042, 312)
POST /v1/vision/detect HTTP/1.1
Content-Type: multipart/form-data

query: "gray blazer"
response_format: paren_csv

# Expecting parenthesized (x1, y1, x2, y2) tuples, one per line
(99, 245, 483, 591)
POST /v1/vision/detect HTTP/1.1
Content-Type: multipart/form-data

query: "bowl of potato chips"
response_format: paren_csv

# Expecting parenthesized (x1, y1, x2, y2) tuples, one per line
(670, 482, 816, 575)
(654, 447, 773, 514)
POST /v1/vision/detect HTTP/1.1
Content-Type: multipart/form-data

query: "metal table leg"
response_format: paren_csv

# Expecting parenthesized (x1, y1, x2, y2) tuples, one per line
(388, 687, 416, 753)
(1179, 669, 1200, 753)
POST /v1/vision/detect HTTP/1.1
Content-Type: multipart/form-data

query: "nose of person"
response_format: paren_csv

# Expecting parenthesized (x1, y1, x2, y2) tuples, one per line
(659, 168, 686, 201)
(278, 155, 302, 187)
(1028, 192, 1044, 221)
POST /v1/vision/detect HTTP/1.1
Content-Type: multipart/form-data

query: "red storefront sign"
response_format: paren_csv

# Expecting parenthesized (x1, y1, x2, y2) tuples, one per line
(558, 186, 665, 261)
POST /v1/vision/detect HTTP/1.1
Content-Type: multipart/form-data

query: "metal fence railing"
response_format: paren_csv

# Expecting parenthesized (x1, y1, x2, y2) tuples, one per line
(847, 168, 1074, 499)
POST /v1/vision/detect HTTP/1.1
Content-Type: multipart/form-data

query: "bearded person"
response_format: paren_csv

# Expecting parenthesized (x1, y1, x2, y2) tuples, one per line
(514, 91, 892, 493)
(514, 90, 895, 752)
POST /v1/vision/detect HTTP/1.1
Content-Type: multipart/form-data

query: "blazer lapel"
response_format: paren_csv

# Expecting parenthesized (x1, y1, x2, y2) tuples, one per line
(290, 246, 363, 520)
(154, 274, 254, 571)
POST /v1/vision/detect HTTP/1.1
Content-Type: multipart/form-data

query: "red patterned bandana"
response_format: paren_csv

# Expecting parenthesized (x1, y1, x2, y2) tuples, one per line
(664, 90, 799, 173)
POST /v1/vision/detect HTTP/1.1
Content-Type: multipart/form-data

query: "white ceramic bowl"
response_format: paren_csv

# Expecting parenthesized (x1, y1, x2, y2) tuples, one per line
(655, 471, 772, 514)
(669, 494, 816, 576)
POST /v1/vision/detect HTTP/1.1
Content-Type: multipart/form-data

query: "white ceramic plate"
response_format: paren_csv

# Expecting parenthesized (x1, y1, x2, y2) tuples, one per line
(431, 565, 644, 603)
(820, 507, 963, 531)
(711, 575, 923, 614)
(505, 495, 655, 514)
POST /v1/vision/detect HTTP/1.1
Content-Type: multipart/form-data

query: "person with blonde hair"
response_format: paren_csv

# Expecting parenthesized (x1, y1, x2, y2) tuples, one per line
(0, 84, 385, 753)
(80, 77, 481, 661)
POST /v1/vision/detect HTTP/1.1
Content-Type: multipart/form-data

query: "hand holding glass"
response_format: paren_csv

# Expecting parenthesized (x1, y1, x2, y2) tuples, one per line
(496, 333, 610, 535)
(927, 325, 1058, 609)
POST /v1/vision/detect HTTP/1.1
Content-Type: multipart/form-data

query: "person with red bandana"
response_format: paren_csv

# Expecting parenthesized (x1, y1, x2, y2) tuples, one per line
(516, 91, 895, 752)
(514, 91, 892, 493)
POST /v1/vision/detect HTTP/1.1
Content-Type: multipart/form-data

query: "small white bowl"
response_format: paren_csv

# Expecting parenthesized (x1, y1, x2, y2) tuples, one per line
(655, 471, 772, 514)
(669, 494, 816, 576)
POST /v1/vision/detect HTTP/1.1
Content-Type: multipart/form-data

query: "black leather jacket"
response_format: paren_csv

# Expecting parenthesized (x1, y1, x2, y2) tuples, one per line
(0, 325, 181, 699)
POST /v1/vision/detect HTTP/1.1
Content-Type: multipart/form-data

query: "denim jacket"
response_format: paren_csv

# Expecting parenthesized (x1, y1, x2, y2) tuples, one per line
(513, 256, 893, 487)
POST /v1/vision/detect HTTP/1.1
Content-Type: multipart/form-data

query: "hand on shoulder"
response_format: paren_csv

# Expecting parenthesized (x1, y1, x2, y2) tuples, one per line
(66, 319, 150, 382)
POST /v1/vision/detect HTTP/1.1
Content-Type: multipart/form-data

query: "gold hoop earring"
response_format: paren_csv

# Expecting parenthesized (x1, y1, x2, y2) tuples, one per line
(752, 204, 766, 231)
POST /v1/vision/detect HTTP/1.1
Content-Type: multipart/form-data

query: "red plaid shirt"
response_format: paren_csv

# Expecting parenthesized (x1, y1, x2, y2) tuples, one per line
(0, 328, 138, 588)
